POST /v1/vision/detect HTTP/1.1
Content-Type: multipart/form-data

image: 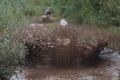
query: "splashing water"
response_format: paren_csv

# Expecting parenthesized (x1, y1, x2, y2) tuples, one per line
(10, 49, 120, 80)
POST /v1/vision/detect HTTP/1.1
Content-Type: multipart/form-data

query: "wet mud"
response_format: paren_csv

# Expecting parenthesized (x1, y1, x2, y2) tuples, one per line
(11, 51, 120, 80)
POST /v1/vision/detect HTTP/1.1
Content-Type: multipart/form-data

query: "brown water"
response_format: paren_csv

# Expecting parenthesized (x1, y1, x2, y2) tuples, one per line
(10, 51, 120, 80)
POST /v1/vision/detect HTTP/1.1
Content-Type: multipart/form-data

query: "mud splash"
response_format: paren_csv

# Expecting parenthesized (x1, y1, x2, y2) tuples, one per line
(10, 50, 120, 80)
(10, 68, 26, 80)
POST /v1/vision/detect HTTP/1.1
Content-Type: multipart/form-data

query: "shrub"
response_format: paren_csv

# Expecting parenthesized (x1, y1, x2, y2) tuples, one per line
(0, 30, 25, 78)
(0, 0, 30, 78)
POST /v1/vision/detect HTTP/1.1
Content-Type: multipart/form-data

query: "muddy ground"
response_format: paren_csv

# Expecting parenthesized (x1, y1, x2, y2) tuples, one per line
(10, 50, 120, 80)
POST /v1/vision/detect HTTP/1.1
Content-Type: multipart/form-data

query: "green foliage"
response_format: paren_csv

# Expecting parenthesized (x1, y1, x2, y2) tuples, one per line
(52, 0, 120, 27)
(26, 0, 51, 16)
(0, 0, 51, 77)
(0, 0, 26, 77)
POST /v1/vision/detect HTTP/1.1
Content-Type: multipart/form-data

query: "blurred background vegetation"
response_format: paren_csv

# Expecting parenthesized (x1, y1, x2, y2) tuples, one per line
(0, 0, 120, 78)
(52, 0, 120, 27)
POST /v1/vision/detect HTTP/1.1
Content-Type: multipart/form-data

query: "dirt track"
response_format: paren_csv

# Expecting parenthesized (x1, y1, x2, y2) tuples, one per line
(11, 51, 120, 80)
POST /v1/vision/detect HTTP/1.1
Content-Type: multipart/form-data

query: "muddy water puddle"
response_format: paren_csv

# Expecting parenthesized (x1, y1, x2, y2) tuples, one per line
(11, 51, 120, 80)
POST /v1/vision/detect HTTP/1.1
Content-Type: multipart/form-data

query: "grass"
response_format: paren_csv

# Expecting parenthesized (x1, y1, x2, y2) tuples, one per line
(52, 0, 120, 27)
(45, 20, 60, 29)
(0, 0, 51, 78)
